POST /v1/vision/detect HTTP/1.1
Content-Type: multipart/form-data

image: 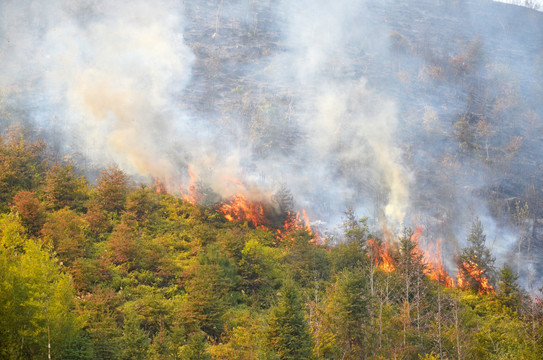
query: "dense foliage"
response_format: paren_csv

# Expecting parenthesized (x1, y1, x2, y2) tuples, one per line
(0, 133, 542, 359)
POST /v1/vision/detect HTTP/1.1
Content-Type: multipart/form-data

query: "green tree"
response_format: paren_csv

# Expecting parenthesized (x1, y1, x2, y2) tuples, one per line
(120, 311, 151, 360)
(496, 264, 524, 311)
(397, 228, 428, 353)
(457, 218, 495, 293)
(81, 287, 123, 360)
(178, 332, 212, 360)
(266, 281, 314, 360)
(329, 269, 370, 359)
(238, 238, 281, 307)
(0, 213, 79, 359)
(330, 209, 370, 273)
(60, 331, 96, 360)
(180, 250, 234, 340)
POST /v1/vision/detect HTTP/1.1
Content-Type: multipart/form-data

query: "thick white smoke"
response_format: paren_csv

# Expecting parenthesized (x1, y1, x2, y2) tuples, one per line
(1, 0, 411, 228)
(2, 0, 543, 285)
(1, 0, 194, 184)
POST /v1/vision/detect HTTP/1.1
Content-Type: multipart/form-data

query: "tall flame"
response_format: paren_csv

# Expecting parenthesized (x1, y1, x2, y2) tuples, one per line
(411, 227, 454, 287)
(457, 260, 494, 294)
(419, 238, 454, 287)
(180, 163, 199, 204)
(218, 194, 268, 229)
(368, 238, 396, 272)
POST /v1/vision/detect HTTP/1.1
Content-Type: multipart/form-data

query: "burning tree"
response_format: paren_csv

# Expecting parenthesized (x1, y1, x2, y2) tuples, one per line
(457, 218, 495, 293)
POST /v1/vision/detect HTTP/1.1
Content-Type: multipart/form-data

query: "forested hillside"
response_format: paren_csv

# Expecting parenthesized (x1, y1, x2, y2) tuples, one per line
(1, 129, 542, 359)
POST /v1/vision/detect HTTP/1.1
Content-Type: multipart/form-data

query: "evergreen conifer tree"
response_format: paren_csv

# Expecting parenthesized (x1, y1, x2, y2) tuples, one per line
(457, 218, 495, 293)
(267, 281, 314, 360)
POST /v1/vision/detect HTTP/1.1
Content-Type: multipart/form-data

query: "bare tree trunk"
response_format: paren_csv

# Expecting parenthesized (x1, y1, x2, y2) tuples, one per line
(454, 290, 461, 360)
(437, 283, 443, 358)
(404, 272, 410, 347)
(416, 274, 421, 345)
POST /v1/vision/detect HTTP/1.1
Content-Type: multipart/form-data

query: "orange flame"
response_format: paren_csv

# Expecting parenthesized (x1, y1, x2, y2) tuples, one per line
(180, 164, 199, 204)
(380, 241, 396, 272)
(419, 238, 454, 287)
(154, 177, 166, 194)
(368, 238, 396, 272)
(410, 227, 454, 287)
(276, 210, 321, 245)
(457, 260, 494, 293)
(218, 194, 268, 229)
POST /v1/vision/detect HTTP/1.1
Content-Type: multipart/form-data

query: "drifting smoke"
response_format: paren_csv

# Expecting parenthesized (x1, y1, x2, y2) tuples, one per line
(2, 0, 543, 281)
(264, 0, 411, 226)
(1, 0, 203, 186)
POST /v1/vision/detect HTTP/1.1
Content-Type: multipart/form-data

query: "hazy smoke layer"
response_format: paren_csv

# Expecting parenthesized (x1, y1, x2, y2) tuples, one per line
(494, 0, 543, 11)
(2, 0, 543, 279)
(0, 0, 194, 183)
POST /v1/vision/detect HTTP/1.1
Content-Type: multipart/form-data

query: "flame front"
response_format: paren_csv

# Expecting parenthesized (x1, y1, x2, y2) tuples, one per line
(180, 163, 199, 204)
(419, 239, 454, 287)
(412, 229, 454, 287)
(380, 242, 396, 272)
(218, 194, 268, 229)
(368, 239, 396, 273)
(457, 260, 494, 293)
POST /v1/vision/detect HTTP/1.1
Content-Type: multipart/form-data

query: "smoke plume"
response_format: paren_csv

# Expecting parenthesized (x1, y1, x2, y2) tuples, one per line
(2, 0, 543, 281)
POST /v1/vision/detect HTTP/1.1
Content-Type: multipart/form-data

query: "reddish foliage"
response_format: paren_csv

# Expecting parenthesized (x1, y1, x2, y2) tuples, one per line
(107, 221, 139, 266)
(41, 208, 89, 266)
(84, 200, 111, 234)
(11, 190, 45, 236)
(96, 165, 130, 213)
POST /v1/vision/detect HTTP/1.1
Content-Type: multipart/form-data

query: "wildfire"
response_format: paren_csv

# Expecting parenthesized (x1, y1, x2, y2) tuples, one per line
(180, 163, 199, 204)
(218, 194, 268, 229)
(419, 238, 454, 287)
(380, 242, 396, 272)
(154, 177, 166, 194)
(457, 260, 494, 293)
(216, 191, 322, 246)
(368, 239, 396, 272)
(411, 227, 454, 287)
(276, 210, 321, 245)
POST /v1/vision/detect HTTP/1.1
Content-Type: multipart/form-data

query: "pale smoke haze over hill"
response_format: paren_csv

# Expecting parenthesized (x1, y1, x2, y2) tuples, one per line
(1, 0, 543, 282)
(494, 0, 543, 11)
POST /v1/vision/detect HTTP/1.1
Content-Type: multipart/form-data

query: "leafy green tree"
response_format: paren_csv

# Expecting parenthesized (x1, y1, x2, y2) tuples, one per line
(238, 238, 281, 307)
(178, 332, 212, 360)
(266, 281, 314, 360)
(329, 269, 371, 359)
(0, 213, 79, 359)
(330, 210, 370, 273)
(396, 228, 428, 354)
(181, 249, 234, 340)
(81, 287, 123, 360)
(60, 331, 96, 360)
(283, 229, 330, 288)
